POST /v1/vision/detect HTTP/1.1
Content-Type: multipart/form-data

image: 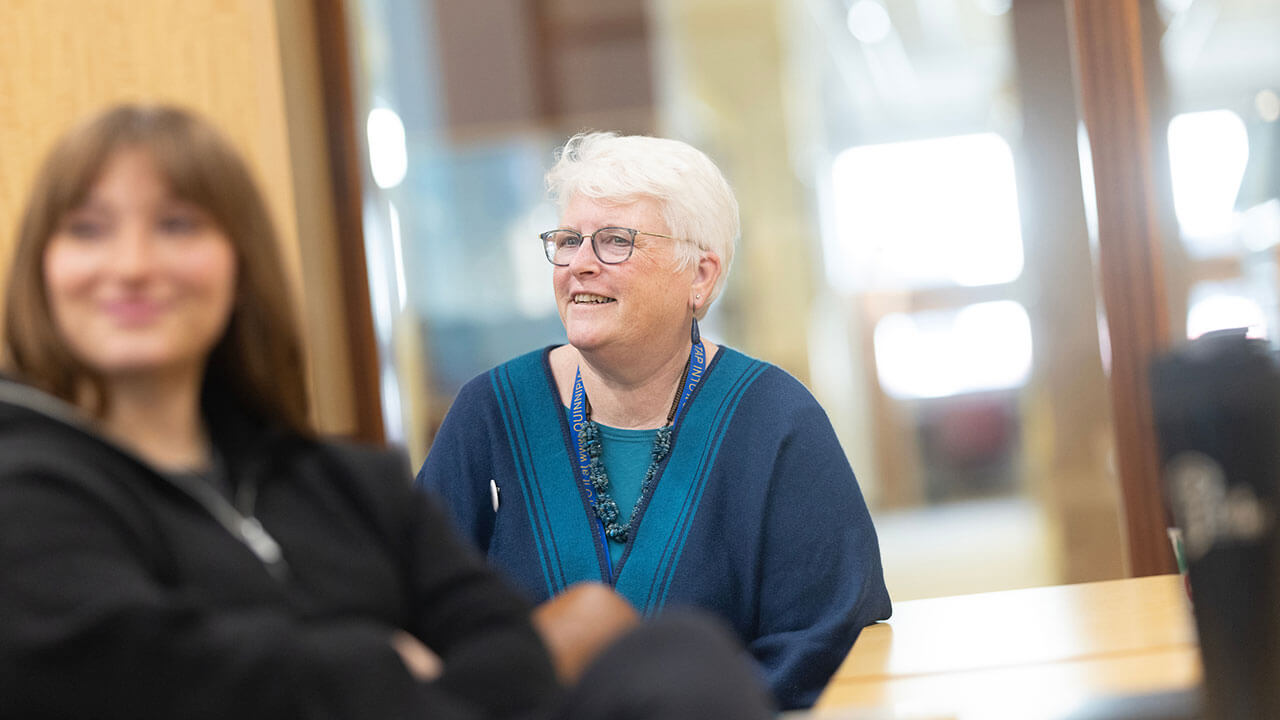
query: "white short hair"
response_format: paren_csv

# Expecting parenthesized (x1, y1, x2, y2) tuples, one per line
(545, 132, 739, 319)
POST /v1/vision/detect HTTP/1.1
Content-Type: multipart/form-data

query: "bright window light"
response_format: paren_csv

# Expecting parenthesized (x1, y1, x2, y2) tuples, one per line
(1186, 283, 1268, 340)
(1168, 110, 1249, 244)
(508, 202, 559, 318)
(873, 300, 1033, 399)
(847, 1, 892, 44)
(1257, 90, 1280, 123)
(367, 107, 408, 189)
(1241, 199, 1280, 253)
(1157, 0, 1194, 16)
(1077, 121, 1099, 248)
(388, 201, 407, 312)
(829, 133, 1024, 291)
(976, 0, 1013, 16)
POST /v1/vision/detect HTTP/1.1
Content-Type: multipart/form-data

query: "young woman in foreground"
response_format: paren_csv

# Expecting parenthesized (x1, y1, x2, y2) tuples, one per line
(0, 105, 771, 720)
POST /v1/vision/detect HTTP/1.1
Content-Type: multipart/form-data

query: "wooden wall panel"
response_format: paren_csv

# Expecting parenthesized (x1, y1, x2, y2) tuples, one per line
(0, 0, 365, 436)
(0, 0, 299, 290)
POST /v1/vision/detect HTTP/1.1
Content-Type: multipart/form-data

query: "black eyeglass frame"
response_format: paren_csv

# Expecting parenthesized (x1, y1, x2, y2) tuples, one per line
(540, 226, 679, 266)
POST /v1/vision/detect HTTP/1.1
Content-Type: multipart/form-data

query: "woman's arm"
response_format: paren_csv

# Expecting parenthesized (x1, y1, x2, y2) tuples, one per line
(531, 582, 640, 683)
(414, 377, 499, 551)
(0, 470, 481, 720)
(749, 400, 893, 710)
(396, 481, 561, 718)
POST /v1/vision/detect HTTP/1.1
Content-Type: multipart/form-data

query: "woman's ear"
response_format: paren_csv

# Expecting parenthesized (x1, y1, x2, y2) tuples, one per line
(690, 251, 722, 313)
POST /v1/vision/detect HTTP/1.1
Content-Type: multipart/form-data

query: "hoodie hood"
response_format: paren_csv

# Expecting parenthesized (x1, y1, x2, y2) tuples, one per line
(0, 375, 99, 439)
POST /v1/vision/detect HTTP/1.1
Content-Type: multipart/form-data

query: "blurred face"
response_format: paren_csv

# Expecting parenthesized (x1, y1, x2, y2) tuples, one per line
(554, 194, 695, 356)
(43, 149, 238, 384)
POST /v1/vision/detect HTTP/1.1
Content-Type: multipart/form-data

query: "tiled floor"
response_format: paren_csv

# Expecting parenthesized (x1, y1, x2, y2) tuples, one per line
(872, 496, 1059, 601)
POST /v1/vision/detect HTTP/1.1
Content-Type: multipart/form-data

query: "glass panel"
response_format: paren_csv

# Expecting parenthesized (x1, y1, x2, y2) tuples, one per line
(1161, 0, 1280, 349)
(1168, 109, 1251, 253)
(345, 1, 567, 462)
(829, 134, 1024, 290)
(1186, 280, 1269, 339)
(775, 0, 1121, 595)
(346, 0, 1125, 599)
(873, 301, 1033, 399)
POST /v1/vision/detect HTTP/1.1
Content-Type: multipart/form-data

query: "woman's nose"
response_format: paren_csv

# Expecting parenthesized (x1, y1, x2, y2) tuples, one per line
(111, 224, 159, 278)
(565, 236, 601, 273)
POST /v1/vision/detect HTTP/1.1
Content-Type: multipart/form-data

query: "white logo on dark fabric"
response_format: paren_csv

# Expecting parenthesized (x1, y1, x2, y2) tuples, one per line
(1167, 451, 1272, 561)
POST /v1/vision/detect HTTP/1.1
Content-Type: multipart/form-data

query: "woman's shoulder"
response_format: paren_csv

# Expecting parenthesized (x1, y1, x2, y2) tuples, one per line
(709, 346, 821, 409)
(291, 439, 417, 522)
(312, 439, 411, 479)
(0, 383, 171, 532)
(0, 378, 120, 476)
(0, 376, 90, 434)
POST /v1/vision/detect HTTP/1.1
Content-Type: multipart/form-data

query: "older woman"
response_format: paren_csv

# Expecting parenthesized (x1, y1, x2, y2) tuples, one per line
(0, 107, 771, 720)
(417, 132, 892, 709)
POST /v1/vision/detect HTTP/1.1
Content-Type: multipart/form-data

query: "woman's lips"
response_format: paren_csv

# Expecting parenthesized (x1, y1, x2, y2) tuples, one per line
(100, 298, 168, 326)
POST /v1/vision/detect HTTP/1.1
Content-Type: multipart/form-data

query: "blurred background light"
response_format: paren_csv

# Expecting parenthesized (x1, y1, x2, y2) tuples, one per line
(829, 132, 1024, 290)
(873, 300, 1034, 399)
(975, 0, 1013, 17)
(1186, 287, 1267, 339)
(1257, 89, 1280, 122)
(388, 201, 407, 312)
(367, 107, 408, 189)
(1167, 109, 1249, 240)
(1157, 0, 1196, 17)
(847, 1, 893, 44)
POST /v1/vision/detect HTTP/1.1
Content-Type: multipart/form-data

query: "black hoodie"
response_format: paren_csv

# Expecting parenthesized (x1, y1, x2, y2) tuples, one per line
(0, 376, 558, 720)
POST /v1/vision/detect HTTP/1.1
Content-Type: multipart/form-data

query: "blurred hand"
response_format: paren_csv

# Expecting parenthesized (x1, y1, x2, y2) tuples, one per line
(531, 582, 640, 683)
(391, 630, 443, 682)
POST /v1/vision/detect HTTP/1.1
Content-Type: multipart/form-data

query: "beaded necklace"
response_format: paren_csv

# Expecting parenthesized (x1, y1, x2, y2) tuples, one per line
(571, 324, 706, 548)
(578, 352, 689, 543)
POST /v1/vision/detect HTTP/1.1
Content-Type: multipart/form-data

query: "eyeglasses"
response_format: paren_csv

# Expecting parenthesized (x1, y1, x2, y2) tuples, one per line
(540, 227, 678, 266)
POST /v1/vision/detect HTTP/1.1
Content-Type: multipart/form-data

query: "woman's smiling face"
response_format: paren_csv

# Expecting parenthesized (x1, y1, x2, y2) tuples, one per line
(553, 194, 695, 359)
(42, 148, 238, 384)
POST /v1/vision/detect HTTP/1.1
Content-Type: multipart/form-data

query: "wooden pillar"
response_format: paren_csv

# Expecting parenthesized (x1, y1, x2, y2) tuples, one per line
(1068, 0, 1176, 576)
(653, 0, 817, 381)
(305, 0, 385, 443)
(1011, 0, 1125, 582)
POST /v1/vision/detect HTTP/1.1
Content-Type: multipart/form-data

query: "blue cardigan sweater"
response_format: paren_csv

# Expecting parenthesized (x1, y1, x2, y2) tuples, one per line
(417, 346, 891, 709)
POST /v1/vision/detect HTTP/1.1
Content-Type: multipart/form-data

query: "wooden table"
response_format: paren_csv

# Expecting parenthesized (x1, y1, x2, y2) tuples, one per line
(812, 575, 1201, 719)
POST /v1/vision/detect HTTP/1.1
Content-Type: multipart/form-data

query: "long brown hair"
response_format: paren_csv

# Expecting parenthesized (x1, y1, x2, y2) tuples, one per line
(4, 104, 311, 435)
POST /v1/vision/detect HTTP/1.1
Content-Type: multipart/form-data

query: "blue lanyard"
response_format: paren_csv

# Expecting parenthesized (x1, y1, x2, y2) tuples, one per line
(568, 339, 707, 581)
